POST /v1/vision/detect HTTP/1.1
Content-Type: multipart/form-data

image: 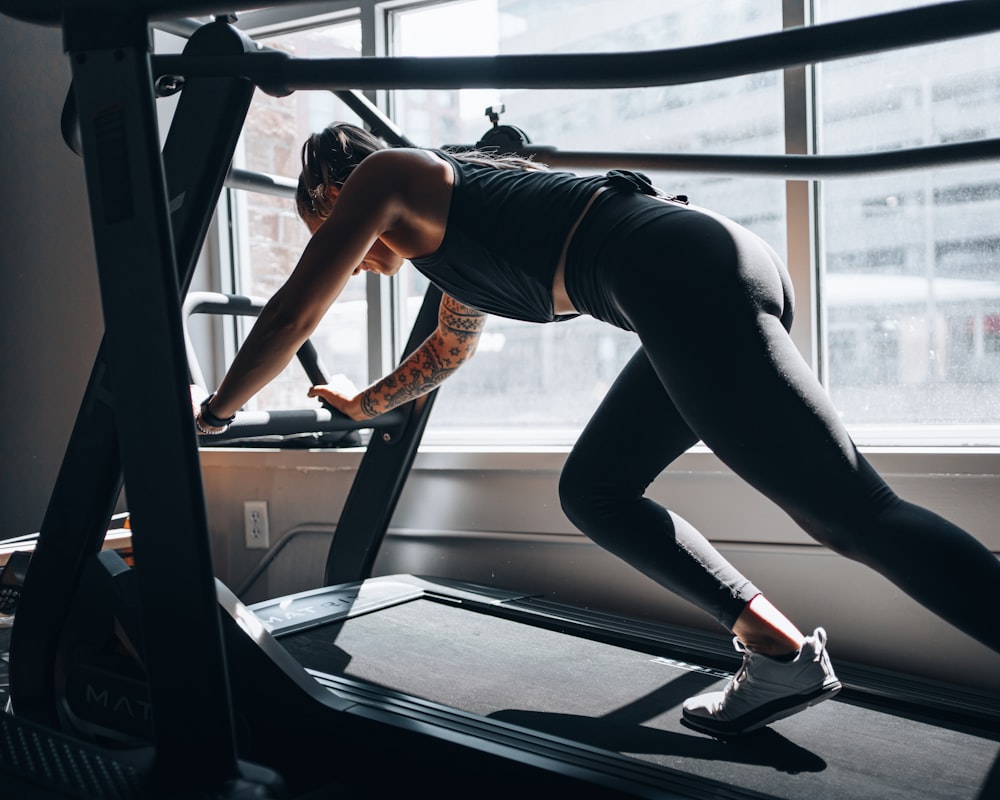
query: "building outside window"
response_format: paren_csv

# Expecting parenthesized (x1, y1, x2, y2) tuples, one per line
(226, 0, 1000, 446)
(232, 18, 367, 413)
(817, 0, 1000, 438)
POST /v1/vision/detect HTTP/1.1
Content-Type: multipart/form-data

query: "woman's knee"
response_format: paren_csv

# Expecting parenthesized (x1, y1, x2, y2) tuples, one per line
(558, 452, 629, 529)
(558, 456, 597, 526)
(795, 515, 869, 560)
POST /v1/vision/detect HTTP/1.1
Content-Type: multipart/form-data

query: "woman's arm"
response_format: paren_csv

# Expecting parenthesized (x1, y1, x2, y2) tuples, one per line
(204, 155, 406, 422)
(309, 294, 487, 420)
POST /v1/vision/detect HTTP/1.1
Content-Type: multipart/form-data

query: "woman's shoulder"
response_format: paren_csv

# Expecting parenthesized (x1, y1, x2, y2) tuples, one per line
(364, 147, 448, 169)
(350, 147, 453, 189)
(342, 148, 453, 251)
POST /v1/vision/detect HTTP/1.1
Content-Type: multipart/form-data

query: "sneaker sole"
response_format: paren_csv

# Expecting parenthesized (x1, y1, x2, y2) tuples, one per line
(681, 678, 843, 738)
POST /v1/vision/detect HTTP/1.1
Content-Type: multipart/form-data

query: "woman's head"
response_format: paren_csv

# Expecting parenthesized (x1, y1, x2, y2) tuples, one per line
(296, 122, 389, 222)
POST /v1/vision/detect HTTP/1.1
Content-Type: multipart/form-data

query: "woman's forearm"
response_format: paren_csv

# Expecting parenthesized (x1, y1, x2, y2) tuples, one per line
(358, 334, 458, 417)
(357, 295, 486, 417)
(209, 299, 316, 418)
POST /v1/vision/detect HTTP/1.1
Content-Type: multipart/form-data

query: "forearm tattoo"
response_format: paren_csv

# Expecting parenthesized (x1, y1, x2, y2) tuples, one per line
(360, 294, 487, 417)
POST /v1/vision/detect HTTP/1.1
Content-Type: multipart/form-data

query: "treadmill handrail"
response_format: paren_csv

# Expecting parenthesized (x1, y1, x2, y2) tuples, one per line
(0, 0, 283, 25)
(184, 291, 403, 441)
(207, 407, 405, 441)
(147, 2, 1000, 93)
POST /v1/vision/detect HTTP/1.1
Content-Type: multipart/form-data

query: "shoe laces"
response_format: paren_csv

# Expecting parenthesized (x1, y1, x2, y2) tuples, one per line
(723, 638, 754, 700)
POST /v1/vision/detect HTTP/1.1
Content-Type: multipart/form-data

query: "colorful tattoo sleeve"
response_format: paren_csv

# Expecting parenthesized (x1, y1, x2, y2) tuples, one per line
(359, 294, 487, 417)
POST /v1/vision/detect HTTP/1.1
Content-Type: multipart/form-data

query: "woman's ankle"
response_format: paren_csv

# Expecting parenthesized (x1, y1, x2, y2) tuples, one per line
(732, 594, 805, 656)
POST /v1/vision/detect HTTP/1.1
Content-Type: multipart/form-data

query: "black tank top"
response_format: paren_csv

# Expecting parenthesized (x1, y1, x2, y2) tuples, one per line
(410, 150, 607, 323)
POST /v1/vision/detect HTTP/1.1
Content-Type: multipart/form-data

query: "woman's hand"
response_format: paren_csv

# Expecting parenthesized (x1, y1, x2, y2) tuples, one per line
(191, 384, 234, 435)
(190, 384, 207, 417)
(308, 375, 369, 421)
(309, 295, 484, 424)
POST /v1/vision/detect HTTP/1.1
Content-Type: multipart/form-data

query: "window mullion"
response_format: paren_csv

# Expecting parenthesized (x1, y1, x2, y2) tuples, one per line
(782, 0, 821, 375)
(361, 0, 393, 382)
(372, 0, 410, 376)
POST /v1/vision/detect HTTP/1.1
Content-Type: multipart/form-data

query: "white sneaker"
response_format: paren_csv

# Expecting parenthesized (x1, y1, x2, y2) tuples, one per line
(682, 627, 842, 737)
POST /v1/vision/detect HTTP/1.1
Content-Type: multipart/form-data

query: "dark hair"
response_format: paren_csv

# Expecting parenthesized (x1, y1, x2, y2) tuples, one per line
(297, 123, 389, 220)
(296, 121, 548, 221)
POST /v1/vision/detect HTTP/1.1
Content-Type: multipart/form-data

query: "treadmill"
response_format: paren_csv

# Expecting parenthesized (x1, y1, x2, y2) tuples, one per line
(3, 3, 999, 798)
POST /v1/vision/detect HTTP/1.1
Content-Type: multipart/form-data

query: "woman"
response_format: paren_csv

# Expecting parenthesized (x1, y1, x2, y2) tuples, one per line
(195, 123, 999, 737)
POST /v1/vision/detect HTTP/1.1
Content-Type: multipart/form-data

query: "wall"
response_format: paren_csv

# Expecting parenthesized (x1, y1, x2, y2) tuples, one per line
(0, 16, 102, 539)
(0, 20, 206, 540)
(200, 446, 1000, 693)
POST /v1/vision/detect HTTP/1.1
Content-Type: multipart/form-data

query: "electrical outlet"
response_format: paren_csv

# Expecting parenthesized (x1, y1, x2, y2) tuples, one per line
(243, 500, 270, 549)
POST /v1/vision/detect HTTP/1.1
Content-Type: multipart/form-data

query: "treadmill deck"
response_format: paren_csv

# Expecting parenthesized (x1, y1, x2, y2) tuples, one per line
(251, 575, 1000, 800)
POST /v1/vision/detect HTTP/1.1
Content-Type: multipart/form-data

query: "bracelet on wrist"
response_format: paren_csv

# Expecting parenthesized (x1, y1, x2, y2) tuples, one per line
(200, 393, 237, 429)
(195, 416, 227, 435)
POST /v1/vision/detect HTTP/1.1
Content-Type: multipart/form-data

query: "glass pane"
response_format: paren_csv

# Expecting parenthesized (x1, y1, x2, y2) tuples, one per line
(817, 1, 1000, 437)
(233, 20, 367, 412)
(391, 0, 785, 442)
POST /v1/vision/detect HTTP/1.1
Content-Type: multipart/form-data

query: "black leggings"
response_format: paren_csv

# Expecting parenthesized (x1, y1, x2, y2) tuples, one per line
(560, 190, 999, 650)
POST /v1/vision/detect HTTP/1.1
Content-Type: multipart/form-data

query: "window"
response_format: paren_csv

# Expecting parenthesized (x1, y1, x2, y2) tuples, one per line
(817, 0, 1000, 434)
(223, 0, 1000, 446)
(389, 0, 785, 443)
(231, 18, 367, 413)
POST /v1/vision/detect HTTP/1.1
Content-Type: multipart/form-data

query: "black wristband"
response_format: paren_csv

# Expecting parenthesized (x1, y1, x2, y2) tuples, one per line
(200, 393, 237, 428)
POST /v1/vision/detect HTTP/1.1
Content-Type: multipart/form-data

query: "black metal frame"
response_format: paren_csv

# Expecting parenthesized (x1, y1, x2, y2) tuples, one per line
(183, 290, 389, 445)
(2, 2, 999, 797)
(181, 283, 443, 584)
(6, 10, 445, 793)
(144, 1, 1000, 93)
(8, 14, 266, 796)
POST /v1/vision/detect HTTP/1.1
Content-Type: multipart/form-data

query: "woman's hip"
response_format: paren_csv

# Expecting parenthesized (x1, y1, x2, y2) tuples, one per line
(564, 192, 792, 331)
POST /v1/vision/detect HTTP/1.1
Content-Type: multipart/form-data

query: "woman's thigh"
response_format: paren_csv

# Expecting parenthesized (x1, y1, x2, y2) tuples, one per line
(564, 346, 699, 494)
(603, 208, 890, 528)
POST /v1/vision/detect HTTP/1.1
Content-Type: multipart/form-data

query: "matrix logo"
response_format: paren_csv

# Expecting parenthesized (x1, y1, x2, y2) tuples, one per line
(255, 590, 360, 633)
(84, 683, 152, 722)
(65, 665, 154, 738)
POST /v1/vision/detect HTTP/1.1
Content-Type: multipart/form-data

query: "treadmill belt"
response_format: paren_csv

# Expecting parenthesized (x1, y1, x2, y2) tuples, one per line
(278, 597, 999, 800)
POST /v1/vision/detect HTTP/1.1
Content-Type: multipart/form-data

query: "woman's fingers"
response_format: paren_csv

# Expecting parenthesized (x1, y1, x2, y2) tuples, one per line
(308, 376, 364, 419)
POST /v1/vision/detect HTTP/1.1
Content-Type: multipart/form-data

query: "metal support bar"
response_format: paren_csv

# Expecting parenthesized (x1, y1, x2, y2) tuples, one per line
(60, 10, 240, 789)
(226, 167, 296, 197)
(0, 0, 282, 25)
(333, 89, 415, 147)
(205, 408, 405, 441)
(226, 138, 1000, 196)
(323, 284, 443, 586)
(492, 139, 1000, 178)
(222, 86, 414, 199)
(147, 2, 1000, 93)
(183, 291, 401, 442)
(9, 14, 260, 797)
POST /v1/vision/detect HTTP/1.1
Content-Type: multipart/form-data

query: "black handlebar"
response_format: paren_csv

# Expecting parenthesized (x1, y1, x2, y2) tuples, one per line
(184, 291, 401, 445)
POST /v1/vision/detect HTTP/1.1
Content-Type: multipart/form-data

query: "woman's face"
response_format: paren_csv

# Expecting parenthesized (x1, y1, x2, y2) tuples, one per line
(303, 210, 325, 236)
(301, 201, 404, 277)
(356, 238, 405, 276)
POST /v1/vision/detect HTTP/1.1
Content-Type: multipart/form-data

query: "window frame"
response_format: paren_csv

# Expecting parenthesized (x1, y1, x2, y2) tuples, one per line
(201, 0, 1000, 449)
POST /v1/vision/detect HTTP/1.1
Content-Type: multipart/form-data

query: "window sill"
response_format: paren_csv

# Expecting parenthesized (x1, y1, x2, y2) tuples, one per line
(199, 437, 1000, 476)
